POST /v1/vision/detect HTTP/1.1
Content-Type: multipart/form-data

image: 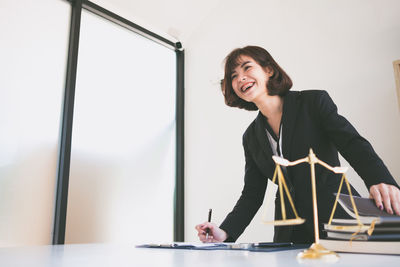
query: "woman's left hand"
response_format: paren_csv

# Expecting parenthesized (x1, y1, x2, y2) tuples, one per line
(369, 183, 400, 215)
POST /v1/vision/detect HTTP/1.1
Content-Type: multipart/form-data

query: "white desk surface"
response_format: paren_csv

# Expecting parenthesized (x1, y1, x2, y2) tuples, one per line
(0, 243, 398, 267)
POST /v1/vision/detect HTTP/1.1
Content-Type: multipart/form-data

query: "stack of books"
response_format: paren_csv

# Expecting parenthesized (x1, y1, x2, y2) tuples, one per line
(320, 194, 400, 255)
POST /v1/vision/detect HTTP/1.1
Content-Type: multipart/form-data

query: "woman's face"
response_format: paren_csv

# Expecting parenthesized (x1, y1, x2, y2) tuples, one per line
(230, 55, 272, 103)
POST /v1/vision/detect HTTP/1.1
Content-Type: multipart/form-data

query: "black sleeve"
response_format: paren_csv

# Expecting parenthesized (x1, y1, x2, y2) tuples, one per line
(315, 90, 398, 189)
(219, 134, 268, 242)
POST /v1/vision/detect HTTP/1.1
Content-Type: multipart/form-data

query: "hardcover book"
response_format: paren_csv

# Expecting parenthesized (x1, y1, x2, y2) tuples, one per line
(320, 194, 400, 254)
(319, 239, 400, 255)
(331, 194, 400, 225)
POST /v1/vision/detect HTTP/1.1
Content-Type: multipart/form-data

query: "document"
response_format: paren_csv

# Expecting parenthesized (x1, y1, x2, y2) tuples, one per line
(136, 242, 229, 249)
(136, 242, 302, 251)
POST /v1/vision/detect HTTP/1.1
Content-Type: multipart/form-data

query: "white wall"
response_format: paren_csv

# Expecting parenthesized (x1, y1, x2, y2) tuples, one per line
(0, 0, 70, 246)
(184, 0, 400, 242)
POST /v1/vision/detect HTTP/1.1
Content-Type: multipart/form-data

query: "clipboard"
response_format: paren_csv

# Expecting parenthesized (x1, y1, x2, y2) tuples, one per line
(136, 242, 309, 252)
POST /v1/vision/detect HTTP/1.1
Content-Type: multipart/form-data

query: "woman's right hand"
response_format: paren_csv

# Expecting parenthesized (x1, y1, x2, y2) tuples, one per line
(195, 222, 228, 243)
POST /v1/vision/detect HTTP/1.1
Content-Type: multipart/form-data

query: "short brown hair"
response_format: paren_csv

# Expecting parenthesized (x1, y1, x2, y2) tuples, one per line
(222, 46, 292, 110)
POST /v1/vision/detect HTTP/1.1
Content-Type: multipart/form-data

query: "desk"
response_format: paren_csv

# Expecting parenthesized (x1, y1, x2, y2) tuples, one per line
(0, 243, 398, 267)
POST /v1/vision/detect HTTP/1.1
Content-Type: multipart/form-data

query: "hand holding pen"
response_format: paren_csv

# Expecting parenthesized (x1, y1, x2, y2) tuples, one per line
(195, 209, 228, 243)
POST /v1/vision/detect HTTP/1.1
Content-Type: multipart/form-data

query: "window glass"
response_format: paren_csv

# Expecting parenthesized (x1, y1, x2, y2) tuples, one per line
(65, 9, 176, 244)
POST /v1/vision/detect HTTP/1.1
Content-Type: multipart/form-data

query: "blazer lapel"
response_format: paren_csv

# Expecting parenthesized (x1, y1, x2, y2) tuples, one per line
(253, 106, 295, 191)
(281, 91, 301, 160)
(254, 112, 275, 174)
(255, 111, 274, 158)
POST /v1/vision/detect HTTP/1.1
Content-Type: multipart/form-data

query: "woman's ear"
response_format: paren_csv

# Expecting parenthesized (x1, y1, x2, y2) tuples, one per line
(265, 67, 274, 77)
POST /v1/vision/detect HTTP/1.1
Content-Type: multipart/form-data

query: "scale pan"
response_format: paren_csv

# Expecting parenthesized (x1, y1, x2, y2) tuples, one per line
(263, 218, 305, 226)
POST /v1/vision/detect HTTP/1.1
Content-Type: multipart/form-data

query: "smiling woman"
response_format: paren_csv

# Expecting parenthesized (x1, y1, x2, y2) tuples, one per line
(230, 56, 272, 102)
(223, 46, 292, 111)
(195, 45, 400, 245)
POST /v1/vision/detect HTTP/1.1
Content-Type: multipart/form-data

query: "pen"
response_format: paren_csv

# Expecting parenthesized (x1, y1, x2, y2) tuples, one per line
(205, 208, 212, 240)
(252, 242, 293, 248)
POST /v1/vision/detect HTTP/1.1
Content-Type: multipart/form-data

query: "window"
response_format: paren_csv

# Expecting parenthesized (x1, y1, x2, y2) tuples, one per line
(53, 0, 184, 244)
(65, 9, 177, 244)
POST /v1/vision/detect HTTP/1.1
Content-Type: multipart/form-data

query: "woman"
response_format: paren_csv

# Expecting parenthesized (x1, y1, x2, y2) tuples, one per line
(195, 46, 400, 244)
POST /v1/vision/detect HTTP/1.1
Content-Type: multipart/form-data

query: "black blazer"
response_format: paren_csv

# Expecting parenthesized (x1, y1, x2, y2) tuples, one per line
(220, 90, 397, 243)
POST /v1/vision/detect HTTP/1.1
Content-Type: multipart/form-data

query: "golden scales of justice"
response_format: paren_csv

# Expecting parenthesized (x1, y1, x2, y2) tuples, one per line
(261, 148, 373, 261)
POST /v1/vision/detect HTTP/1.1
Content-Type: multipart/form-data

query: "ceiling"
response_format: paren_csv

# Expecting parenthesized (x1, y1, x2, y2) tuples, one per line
(92, 0, 222, 44)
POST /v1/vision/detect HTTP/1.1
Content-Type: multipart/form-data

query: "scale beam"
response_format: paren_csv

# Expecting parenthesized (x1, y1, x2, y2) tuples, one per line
(266, 149, 368, 261)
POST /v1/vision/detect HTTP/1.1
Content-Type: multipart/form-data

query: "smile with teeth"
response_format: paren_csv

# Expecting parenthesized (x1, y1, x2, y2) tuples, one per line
(241, 82, 255, 93)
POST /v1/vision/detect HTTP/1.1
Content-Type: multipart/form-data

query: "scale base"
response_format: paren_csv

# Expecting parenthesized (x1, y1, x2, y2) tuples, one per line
(297, 243, 339, 262)
(263, 218, 305, 226)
